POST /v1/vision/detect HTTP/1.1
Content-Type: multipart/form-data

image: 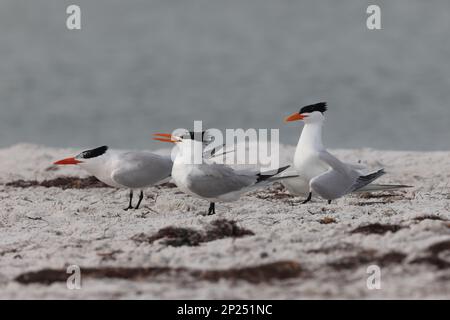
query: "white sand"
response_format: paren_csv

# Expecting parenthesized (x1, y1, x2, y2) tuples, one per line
(1, 143, 450, 299)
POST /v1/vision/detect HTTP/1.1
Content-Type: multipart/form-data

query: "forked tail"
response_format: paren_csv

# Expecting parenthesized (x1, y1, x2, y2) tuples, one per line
(351, 169, 386, 192)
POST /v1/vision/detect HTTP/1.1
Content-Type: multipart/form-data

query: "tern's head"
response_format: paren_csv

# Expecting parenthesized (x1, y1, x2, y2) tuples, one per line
(285, 102, 327, 124)
(153, 131, 212, 162)
(54, 146, 109, 169)
(153, 131, 212, 146)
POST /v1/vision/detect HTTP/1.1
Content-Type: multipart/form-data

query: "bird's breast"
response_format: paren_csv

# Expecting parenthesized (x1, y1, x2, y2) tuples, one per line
(172, 163, 196, 188)
(293, 150, 328, 181)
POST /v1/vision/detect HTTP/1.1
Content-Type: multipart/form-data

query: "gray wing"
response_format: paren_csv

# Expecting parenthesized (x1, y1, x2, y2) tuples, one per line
(317, 150, 353, 175)
(310, 168, 357, 199)
(111, 152, 173, 188)
(312, 151, 386, 199)
(186, 163, 256, 198)
(310, 150, 360, 199)
(318, 151, 386, 191)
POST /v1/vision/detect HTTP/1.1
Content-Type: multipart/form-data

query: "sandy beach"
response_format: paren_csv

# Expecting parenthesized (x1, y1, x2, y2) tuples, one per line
(1, 143, 450, 299)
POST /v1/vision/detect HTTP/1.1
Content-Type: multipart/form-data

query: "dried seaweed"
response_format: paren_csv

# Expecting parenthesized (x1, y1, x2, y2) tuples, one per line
(350, 223, 404, 235)
(6, 176, 110, 189)
(132, 219, 254, 247)
(15, 261, 302, 285)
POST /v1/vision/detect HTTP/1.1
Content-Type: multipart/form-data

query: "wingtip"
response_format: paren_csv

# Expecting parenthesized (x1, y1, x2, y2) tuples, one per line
(278, 165, 290, 173)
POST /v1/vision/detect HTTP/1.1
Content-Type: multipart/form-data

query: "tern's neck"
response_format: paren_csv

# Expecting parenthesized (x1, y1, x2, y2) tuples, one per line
(174, 141, 204, 165)
(297, 121, 324, 151)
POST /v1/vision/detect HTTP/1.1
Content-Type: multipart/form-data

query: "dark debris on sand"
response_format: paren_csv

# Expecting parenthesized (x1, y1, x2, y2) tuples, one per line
(319, 217, 337, 224)
(410, 240, 450, 269)
(350, 191, 412, 206)
(192, 261, 302, 284)
(133, 227, 204, 247)
(253, 182, 296, 201)
(255, 191, 295, 201)
(15, 260, 302, 285)
(156, 182, 177, 189)
(350, 223, 404, 235)
(131, 219, 254, 247)
(413, 215, 447, 222)
(6, 176, 111, 189)
(358, 192, 406, 199)
(328, 250, 406, 271)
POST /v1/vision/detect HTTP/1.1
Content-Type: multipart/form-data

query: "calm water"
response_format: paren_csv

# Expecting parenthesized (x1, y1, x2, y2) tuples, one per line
(1, 0, 449, 151)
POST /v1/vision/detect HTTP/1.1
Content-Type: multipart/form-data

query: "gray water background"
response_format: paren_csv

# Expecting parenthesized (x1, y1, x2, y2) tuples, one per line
(1, 0, 449, 151)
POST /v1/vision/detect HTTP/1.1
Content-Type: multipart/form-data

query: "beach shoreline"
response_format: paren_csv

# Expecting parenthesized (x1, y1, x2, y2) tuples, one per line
(1, 143, 449, 299)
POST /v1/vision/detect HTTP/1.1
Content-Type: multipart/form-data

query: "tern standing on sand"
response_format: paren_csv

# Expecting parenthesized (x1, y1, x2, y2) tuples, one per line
(153, 132, 294, 215)
(284, 102, 408, 203)
(54, 146, 173, 210)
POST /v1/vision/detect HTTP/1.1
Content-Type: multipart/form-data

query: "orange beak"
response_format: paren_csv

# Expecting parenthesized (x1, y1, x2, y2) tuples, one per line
(54, 157, 82, 165)
(152, 133, 178, 143)
(284, 112, 305, 122)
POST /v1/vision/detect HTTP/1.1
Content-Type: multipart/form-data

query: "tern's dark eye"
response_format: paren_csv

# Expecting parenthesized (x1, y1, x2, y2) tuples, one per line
(78, 145, 108, 159)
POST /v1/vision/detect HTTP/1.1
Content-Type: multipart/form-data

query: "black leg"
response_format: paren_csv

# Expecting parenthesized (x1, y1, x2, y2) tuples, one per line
(302, 192, 312, 204)
(134, 190, 144, 209)
(208, 202, 216, 215)
(124, 190, 133, 211)
(328, 200, 332, 205)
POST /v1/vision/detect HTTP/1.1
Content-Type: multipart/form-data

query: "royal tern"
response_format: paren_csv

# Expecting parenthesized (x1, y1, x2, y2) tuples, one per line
(153, 132, 294, 215)
(54, 146, 173, 210)
(284, 102, 410, 203)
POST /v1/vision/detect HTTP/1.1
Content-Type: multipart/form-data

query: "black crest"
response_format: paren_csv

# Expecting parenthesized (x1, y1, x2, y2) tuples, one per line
(183, 131, 207, 142)
(79, 146, 108, 159)
(299, 102, 327, 114)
